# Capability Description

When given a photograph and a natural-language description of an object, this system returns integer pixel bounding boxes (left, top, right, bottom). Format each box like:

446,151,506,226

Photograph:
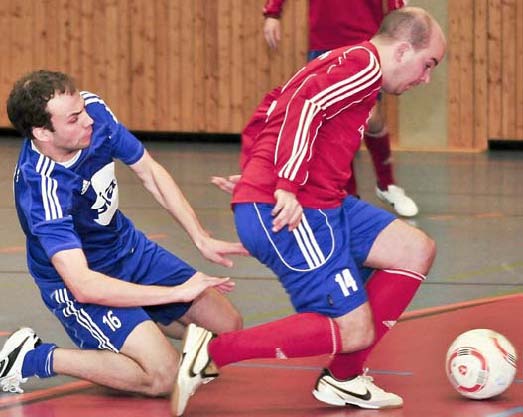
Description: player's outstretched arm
130,151,248,267
51,249,234,306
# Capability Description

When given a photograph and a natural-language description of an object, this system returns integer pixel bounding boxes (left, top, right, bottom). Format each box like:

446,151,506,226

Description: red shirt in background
263,0,406,51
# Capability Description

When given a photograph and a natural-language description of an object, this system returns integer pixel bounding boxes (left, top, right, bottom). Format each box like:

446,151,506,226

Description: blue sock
21,343,57,378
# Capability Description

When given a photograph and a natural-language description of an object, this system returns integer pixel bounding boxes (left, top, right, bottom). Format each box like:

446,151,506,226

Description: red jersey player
173,7,446,416
263,0,419,217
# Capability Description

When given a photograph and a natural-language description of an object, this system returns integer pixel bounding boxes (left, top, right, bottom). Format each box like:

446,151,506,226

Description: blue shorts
234,197,395,318
41,239,196,352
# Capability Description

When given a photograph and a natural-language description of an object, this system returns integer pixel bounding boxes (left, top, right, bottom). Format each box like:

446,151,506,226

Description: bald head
376,7,444,51
371,7,446,96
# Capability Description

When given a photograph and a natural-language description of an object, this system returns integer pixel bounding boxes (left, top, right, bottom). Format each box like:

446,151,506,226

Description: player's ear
32,126,52,142
394,41,414,63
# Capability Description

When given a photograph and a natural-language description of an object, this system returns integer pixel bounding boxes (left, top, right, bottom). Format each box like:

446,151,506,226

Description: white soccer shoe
376,185,419,217
172,324,218,416
0,327,41,394
312,368,403,409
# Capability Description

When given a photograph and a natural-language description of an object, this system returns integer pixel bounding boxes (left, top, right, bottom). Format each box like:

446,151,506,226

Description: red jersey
233,42,381,209
263,0,406,51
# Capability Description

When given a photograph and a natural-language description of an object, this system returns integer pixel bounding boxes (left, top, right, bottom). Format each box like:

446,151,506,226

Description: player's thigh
138,242,196,327
46,286,151,352
365,219,436,273
119,320,179,375
343,196,396,268
234,203,367,318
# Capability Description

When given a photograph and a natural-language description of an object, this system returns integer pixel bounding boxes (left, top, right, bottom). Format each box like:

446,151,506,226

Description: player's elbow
65,275,100,304
68,285,93,304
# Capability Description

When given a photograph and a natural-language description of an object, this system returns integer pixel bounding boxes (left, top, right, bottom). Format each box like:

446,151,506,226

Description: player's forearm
52,248,192,306
70,270,190,306
142,157,209,244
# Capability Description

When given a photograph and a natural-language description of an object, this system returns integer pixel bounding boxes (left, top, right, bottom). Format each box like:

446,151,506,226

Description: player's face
45,91,94,160
385,28,446,95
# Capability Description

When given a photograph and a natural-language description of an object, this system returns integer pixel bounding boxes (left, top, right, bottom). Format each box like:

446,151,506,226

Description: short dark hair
377,7,433,50
6,70,77,139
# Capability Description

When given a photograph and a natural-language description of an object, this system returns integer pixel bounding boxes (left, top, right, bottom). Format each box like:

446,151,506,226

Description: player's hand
176,272,235,302
271,189,303,232
211,174,241,195
263,17,281,49
196,236,249,267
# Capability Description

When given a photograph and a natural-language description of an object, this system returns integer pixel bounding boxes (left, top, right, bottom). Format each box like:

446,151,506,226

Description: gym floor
0,137,522,416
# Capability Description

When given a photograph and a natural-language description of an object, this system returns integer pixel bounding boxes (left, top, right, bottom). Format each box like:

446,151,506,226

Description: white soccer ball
446,328,518,399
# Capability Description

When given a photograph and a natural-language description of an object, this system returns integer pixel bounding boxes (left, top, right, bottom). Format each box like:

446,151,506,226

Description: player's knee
222,309,243,332
338,318,375,352
417,233,436,271
143,365,177,396
408,232,437,274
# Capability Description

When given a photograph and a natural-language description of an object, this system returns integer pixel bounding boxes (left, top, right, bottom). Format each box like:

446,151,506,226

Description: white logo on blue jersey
90,162,119,226
81,180,90,195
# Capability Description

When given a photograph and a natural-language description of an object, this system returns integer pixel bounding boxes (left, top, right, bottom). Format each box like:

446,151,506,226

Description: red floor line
0,246,25,254
401,292,523,321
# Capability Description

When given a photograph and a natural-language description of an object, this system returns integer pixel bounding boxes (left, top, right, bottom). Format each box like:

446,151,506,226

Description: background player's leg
365,100,418,217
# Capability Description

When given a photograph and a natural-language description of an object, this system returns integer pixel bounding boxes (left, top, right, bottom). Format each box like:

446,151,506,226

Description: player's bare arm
51,248,234,306
130,151,248,267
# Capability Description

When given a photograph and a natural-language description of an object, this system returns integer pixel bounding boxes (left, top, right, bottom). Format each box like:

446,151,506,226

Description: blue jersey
14,91,146,289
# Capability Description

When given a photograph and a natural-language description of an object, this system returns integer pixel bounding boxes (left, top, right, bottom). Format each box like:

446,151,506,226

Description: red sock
328,269,425,379
208,312,342,368
364,132,394,190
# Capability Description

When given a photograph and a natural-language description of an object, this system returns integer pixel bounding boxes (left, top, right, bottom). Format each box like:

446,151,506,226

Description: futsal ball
445,328,518,399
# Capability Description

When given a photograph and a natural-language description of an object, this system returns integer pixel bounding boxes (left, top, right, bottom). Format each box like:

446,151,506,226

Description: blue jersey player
0,70,247,396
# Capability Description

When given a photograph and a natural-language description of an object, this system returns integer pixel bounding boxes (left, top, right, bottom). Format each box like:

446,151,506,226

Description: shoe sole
171,325,193,417
171,324,213,416
312,389,403,410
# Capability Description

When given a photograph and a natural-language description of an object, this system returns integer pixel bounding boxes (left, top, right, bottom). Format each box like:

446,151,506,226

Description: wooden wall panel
517,0,523,138
448,0,482,149
500,0,516,139
167,1,182,130
1,1,520,148
487,0,502,142
449,0,523,149
473,0,488,149
0,0,308,134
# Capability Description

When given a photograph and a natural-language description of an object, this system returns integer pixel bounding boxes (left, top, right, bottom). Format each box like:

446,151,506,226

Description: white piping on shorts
253,203,335,272
54,288,118,352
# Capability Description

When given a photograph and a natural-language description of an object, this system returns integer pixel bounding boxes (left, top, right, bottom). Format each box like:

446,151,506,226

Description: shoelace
358,369,386,394
1,373,27,394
